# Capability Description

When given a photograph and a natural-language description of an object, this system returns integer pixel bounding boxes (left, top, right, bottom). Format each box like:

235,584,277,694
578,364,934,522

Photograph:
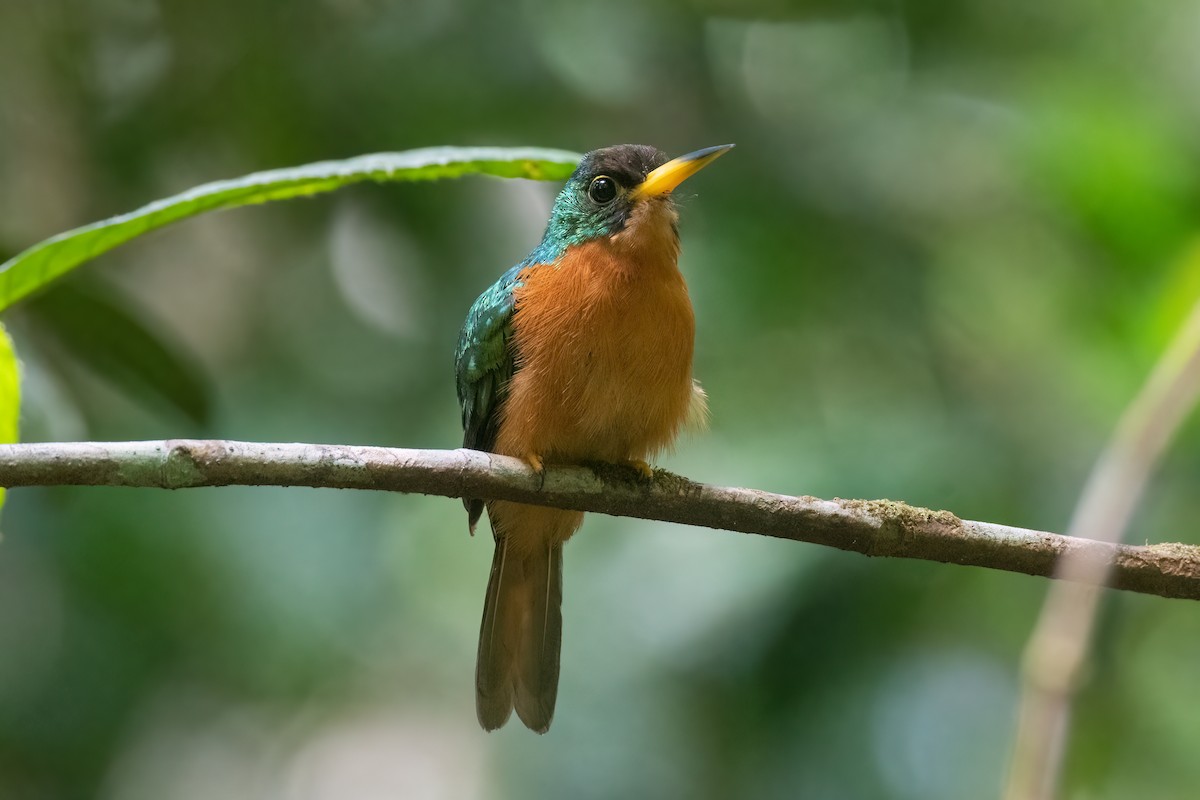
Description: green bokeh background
3,1,1200,798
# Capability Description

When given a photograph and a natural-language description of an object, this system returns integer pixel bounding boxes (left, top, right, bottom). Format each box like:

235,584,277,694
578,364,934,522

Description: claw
625,459,654,480
526,453,546,490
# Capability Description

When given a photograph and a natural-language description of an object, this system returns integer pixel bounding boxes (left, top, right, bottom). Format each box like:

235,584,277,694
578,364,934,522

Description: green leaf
0,146,582,312
0,322,19,515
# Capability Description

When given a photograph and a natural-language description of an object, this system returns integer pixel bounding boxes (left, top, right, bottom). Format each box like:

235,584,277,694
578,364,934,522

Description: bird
455,143,733,733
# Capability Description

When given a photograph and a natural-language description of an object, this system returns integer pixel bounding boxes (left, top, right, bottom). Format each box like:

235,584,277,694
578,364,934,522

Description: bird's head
531,143,733,263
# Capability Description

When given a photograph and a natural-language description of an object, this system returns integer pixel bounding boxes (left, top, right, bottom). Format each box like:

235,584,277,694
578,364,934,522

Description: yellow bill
632,143,735,199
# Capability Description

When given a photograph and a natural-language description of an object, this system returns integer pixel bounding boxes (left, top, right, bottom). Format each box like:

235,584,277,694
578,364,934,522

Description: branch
2,439,1198,601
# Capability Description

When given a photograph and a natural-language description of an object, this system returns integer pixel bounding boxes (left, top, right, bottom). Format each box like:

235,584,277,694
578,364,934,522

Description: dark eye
588,175,617,204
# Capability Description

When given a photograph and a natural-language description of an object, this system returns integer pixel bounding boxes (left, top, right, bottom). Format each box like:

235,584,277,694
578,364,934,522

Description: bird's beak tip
633,143,735,199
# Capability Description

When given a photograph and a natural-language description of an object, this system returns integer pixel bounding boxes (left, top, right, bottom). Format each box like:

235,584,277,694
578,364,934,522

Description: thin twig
0,440,1198,600
1004,294,1200,800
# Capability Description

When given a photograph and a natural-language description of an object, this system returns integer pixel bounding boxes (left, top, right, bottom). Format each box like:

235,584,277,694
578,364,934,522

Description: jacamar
455,143,733,733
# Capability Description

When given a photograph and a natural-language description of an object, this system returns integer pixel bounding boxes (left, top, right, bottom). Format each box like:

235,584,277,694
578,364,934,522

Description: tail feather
514,542,562,732
476,536,563,733
476,537,518,730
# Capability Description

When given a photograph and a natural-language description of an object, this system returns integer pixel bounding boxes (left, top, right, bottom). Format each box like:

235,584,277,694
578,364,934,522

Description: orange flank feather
501,200,698,464
491,199,702,555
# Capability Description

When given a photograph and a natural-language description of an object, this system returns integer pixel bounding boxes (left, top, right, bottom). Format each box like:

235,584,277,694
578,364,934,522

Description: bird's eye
588,176,617,204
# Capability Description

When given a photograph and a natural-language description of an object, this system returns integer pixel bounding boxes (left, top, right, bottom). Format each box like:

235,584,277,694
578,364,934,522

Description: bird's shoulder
455,264,525,382
457,261,543,461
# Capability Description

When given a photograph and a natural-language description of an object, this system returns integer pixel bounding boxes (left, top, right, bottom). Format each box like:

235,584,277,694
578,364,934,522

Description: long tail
476,535,563,733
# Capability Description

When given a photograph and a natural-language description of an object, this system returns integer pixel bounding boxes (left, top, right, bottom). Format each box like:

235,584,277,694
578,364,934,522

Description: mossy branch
1,439,1198,601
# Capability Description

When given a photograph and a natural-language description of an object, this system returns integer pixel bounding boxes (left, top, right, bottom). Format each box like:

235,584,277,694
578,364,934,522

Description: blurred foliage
1,0,1200,799
2,147,578,427
24,276,212,426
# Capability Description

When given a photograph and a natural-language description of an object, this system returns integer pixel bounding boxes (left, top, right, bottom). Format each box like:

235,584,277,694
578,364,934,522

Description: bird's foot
525,453,546,490
623,459,655,481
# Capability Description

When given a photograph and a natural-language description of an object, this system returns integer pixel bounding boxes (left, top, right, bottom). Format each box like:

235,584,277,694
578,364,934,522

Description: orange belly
496,239,696,464
488,234,698,553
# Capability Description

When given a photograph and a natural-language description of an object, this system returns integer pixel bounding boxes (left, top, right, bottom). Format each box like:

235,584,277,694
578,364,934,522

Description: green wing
455,265,522,529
